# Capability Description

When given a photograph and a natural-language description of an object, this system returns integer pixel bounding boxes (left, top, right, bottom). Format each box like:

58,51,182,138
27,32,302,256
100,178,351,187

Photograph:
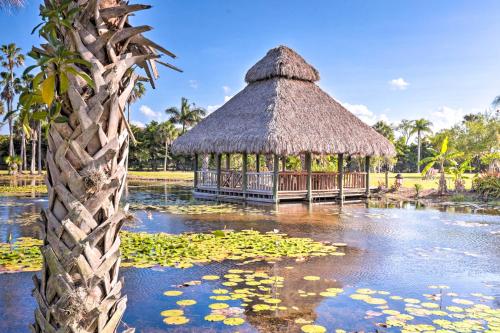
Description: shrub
472,174,500,200
414,183,423,198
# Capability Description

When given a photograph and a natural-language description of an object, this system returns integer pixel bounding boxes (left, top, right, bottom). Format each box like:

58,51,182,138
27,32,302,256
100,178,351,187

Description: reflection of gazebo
172,46,395,204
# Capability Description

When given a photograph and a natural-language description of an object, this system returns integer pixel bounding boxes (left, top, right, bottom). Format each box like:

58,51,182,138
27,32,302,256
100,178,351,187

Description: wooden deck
194,170,370,203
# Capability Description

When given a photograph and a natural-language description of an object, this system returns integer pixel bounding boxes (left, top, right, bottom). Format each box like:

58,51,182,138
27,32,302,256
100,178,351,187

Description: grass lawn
128,171,193,181
370,172,474,191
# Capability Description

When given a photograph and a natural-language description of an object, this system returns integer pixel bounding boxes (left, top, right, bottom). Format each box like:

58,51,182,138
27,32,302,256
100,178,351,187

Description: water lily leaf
209,303,229,310
223,317,245,326
163,316,189,325
204,314,226,322
176,299,197,306
303,276,320,281
301,324,327,333
160,309,184,317
163,290,183,297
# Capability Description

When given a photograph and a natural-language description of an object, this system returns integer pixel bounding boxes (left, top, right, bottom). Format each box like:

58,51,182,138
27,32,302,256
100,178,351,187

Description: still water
0,182,499,332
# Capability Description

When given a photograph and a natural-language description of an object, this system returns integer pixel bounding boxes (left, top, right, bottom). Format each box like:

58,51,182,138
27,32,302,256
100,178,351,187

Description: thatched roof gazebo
172,45,395,204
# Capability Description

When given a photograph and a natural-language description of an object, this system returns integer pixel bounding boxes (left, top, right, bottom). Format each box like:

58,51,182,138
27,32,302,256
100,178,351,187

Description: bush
472,174,500,200
414,183,423,198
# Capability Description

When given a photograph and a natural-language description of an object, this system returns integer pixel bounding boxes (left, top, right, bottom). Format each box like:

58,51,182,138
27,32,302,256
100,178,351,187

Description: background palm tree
411,118,433,172
492,95,500,109
127,81,146,122
0,43,25,158
397,119,414,145
158,121,178,171
166,97,206,134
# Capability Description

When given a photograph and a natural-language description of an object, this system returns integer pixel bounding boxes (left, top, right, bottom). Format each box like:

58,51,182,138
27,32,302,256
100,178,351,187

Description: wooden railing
344,172,366,189
312,172,338,190
196,170,367,192
196,170,217,187
278,172,308,191
221,170,243,189
279,172,367,192
247,172,273,192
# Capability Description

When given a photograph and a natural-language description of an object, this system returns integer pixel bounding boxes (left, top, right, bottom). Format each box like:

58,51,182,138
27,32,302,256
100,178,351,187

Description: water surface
0,182,498,332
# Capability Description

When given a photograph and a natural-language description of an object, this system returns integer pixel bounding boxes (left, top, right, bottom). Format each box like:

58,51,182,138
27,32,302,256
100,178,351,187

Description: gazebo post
242,152,248,198
338,153,344,206
216,154,222,193
225,153,231,170
273,154,280,203
256,154,260,189
282,156,286,172
306,152,312,202
193,153,198,189
365,156,371,196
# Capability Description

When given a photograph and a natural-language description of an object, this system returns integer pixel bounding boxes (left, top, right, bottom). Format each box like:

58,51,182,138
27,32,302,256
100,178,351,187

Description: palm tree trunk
21,130,27,173
8,113,14,157
163,140,168,172
31,138,36,175
31,1,171,332
37,122,42,175
438,161,447,195
417,130,421,173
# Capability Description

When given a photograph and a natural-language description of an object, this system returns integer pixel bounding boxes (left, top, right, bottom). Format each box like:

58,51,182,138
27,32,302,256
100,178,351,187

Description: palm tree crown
166,97,206,134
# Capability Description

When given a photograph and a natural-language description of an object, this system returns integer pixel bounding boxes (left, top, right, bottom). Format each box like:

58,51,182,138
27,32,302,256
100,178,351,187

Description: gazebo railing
247,171,273,192
221,170,243,189
344,172,367,189
196,170,367,192
197,170,218,187
279,172,367,192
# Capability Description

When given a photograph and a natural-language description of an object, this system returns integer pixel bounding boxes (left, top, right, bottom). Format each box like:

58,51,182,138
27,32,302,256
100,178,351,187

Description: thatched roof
172,45,396,157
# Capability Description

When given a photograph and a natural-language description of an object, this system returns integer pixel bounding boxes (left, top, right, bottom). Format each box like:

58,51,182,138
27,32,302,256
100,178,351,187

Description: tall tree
165,97,206,134
397,119,414,145
158,121,178,171
372,121,395,142
17,1,179,332
127,81,146,122
0,43,25,158
411,118,433,172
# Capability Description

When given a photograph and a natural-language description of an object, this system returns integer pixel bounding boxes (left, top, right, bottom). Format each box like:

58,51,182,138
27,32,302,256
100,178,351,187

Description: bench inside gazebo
172,46,395,204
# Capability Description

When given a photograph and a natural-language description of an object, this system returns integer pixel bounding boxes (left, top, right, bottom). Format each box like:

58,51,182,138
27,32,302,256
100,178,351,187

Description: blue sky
1,0,499,134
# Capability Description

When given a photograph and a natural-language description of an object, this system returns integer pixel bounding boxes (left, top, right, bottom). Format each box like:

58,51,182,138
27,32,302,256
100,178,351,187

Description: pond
0,182,499,332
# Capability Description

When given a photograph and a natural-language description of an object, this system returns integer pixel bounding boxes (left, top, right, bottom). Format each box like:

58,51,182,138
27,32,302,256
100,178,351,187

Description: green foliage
0,229,341,272
166,97,206,134
373,121,395,142
414,183,423,198
472,174,500,200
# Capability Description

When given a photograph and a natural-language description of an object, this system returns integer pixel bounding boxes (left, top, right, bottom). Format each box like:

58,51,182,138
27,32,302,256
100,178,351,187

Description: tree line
1,43,498,176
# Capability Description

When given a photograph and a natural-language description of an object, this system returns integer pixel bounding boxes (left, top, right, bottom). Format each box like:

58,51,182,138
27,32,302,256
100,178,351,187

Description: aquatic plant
0,230,341,273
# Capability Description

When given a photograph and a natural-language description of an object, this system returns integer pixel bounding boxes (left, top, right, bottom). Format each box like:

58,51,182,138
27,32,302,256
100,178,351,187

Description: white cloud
130,120,145,128
431,106,465,131
140,105,161,119
343,103,376,124
342,102,391,126
207,104,221,113
207,95,234,113
189,80,198,89
389,78,409,90
223,85,231,94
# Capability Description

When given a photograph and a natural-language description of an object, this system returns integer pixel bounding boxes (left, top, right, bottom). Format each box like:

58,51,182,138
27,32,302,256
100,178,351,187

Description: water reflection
0,182,498,332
